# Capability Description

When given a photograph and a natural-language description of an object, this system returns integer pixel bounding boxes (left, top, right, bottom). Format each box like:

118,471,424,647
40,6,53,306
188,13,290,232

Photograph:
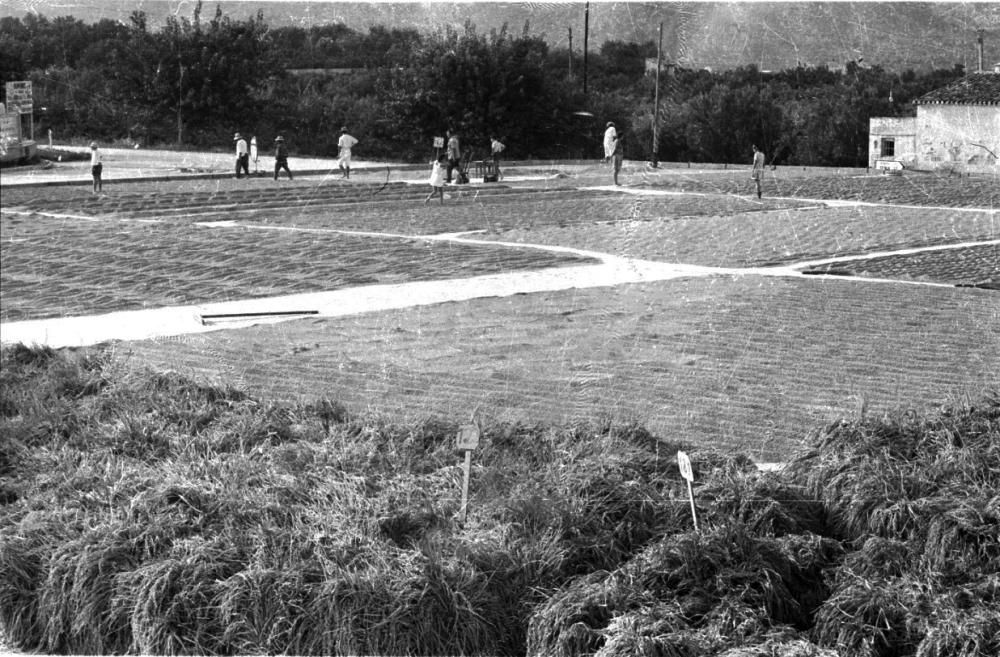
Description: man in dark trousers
274,136,292,180
612,131,624,185
445,129,461,183
234,132,250,179
751,144,765,199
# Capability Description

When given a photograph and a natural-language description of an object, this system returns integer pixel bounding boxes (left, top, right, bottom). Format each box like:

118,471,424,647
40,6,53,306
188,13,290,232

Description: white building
869,117,917,170
869,72,1000,175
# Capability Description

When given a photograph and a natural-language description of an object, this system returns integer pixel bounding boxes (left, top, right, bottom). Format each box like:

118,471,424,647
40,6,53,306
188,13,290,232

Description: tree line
0,3,965,166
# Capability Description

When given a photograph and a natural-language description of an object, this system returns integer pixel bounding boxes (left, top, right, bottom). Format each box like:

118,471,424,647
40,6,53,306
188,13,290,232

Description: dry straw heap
0,344,997,656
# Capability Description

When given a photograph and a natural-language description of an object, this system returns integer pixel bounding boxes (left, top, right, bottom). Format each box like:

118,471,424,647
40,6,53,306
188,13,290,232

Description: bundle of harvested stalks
3,345,997,657
527,522,841,656
798,394,1000,657
698,462,827,536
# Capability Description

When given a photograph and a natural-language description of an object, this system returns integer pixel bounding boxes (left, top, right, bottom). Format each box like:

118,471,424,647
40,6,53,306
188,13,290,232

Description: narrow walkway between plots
581,185,999,215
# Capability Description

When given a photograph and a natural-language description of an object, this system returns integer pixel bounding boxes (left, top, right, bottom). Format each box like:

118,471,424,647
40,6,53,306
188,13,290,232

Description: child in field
425,155,446,203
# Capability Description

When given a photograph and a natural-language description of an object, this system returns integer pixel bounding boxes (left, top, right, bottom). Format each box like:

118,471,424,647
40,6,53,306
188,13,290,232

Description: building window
881,138,895,157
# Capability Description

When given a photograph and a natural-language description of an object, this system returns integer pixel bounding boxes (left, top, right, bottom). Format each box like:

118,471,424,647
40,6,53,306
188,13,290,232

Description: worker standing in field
274,135,292,180
603,121,618,162
751,144,765,199
234,132,250,179
89,141,103,193
445,129,461,183
490,135,505,181
337,127,358,179
611,131,624,186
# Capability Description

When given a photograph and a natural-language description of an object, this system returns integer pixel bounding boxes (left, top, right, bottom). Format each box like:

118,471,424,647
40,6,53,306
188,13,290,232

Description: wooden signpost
677,450,699,532
456,423,480,523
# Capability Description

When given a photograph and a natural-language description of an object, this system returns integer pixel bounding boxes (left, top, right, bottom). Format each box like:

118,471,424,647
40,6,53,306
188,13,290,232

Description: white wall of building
868,116,917,169
915,104,1000,174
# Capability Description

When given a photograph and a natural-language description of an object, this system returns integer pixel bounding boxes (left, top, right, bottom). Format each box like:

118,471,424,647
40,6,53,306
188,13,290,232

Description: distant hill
3,1,999,73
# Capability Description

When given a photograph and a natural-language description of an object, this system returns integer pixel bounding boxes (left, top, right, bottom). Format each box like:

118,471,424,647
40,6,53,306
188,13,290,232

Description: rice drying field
1,161,999,655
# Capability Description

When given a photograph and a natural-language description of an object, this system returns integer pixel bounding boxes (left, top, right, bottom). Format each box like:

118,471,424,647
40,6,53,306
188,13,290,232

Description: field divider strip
1,207,101,222
587,185,998,214
789,239,1000,269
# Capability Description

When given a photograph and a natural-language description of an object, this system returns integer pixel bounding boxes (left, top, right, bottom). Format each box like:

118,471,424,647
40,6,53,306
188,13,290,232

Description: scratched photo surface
2,2,1000,656
2,0,998,461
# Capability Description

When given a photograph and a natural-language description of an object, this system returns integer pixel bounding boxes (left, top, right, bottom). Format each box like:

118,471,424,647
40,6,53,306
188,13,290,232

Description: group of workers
603,121,767,196
425,130,506,202
232,127,357,181
86,123,768,198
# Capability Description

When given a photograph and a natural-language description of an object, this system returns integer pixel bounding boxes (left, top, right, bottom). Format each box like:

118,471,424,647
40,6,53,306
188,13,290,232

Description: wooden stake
677,450,698,532
455,419,481,524
460,449,472,523
686,478,699,532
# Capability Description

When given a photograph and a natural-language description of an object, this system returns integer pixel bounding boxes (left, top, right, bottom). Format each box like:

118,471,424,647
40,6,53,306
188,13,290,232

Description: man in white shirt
603,122,617,161
337,127,358,179
234,132,249,178
490,135,505,181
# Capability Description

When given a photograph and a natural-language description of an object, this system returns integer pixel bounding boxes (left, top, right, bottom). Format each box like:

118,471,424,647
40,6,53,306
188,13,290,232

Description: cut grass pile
1,344,997,656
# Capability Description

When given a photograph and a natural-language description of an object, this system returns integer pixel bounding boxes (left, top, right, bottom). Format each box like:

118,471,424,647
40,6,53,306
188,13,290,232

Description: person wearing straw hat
234,132,250,179
274,135,293,180
89,141,103,193
337,126,358,179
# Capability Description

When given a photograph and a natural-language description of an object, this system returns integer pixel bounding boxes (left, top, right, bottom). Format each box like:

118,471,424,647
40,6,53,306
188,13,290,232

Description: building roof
915,73,1000,106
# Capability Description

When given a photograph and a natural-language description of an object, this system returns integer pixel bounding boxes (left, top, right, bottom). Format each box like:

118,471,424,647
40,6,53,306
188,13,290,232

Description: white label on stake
456,424,480,451
677,450,693,482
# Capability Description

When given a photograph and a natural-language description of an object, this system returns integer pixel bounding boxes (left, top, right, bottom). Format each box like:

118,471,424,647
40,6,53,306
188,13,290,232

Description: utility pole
652,22,663,167
583,2,589,96
568,27,572,78
977,29,985,73
177,64,184,145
